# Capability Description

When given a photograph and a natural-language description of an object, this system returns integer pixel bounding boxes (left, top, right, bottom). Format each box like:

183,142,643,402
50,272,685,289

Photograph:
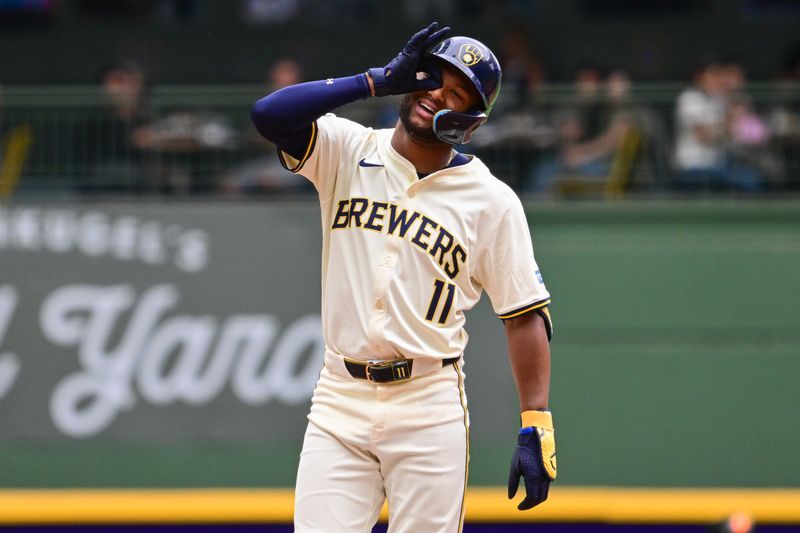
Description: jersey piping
497,297,551,320
278,121,318,173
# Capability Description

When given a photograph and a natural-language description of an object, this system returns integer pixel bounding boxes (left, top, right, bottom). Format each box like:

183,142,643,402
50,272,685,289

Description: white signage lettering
0,285,21,401
37,284,322,438
0,207,209,273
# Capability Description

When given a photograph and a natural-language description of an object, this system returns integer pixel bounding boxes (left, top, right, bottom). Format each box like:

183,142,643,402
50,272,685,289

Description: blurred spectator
87,59,243,194
719,58,783,185
73,60,155,193
728,95,769,145
523,64,639,195
768,43,800,189
267,58,302,90
725,92,783,186
672,58,762,192
100,62,150,130
498,27,548,111
673,59,726,178
719,57,746,98
604,69,672,191
466,30,552,188
219,58,312,195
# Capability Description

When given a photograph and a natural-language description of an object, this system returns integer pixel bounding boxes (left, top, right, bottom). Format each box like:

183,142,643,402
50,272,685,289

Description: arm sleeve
250,74,371,159
474,194,553,339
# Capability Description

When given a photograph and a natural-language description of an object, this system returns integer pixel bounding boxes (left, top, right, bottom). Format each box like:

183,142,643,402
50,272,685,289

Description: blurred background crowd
1,0,800,198
2,5,800,529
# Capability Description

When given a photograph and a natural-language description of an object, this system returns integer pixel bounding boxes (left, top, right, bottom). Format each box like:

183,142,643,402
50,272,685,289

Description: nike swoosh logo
358,158,384,168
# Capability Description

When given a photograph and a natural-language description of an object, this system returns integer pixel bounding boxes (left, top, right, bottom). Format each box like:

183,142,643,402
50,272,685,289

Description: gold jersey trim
497,298,550,320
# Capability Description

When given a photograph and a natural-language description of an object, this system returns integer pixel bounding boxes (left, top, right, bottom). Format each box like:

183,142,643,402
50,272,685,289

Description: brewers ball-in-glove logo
458,43,484,66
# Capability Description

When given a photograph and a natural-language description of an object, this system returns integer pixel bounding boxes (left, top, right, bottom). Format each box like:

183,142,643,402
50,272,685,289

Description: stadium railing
1,83,799,197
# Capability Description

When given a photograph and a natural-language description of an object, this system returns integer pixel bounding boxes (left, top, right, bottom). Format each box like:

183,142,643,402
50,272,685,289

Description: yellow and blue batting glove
507,409,557,510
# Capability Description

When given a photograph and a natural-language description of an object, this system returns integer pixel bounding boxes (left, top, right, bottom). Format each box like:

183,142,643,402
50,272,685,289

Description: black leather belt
344,357,460,383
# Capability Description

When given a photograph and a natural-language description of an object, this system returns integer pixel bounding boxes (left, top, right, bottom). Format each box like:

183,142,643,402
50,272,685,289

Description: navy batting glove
508,411,557,510
368,22,451,96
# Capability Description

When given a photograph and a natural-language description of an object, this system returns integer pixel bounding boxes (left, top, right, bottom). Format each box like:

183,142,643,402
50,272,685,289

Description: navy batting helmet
425,36,502,144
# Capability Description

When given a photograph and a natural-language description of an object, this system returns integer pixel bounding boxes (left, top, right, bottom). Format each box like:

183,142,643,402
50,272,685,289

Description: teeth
420,103,434,113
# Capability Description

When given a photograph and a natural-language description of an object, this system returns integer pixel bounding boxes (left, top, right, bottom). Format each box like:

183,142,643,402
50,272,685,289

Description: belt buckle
364,360,388,383
365,359,410,383
364,361,377,382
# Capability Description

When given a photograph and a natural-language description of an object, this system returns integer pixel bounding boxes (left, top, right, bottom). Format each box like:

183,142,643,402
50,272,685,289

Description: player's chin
402,118,440,144
409,112,433,130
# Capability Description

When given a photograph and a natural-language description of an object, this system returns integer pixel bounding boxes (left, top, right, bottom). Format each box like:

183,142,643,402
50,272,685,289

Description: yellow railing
1,487,799,524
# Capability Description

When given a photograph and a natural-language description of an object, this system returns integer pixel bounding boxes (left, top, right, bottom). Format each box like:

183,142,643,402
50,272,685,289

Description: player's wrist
367,67,392,97
520,409,553,430
365,70,376,97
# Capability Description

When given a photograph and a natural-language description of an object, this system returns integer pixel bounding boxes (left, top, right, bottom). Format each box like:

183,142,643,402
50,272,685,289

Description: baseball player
251,22,556,533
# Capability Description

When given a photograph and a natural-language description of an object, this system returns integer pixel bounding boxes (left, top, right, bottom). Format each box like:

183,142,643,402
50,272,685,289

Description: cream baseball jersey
280,114,551,362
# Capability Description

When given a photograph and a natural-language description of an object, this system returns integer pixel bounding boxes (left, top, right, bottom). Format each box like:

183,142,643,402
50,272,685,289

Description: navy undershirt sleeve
251,74,371,159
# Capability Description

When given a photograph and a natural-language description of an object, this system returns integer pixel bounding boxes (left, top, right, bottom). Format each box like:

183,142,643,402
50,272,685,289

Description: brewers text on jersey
331,197,468,280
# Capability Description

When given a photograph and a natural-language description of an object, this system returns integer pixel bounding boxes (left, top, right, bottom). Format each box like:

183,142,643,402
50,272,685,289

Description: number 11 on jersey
425,279,455,325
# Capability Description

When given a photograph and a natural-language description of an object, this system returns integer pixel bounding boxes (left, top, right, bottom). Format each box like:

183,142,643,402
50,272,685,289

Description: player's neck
391,125,454,175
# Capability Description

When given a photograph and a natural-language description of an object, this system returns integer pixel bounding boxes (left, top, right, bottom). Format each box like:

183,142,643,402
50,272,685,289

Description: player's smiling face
399,61,482,144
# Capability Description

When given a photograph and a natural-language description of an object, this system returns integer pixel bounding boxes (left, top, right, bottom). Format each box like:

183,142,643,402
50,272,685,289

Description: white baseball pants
294,360,469,533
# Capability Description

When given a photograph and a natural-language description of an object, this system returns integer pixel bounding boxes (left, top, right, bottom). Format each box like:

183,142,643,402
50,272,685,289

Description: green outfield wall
1,199,798,488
